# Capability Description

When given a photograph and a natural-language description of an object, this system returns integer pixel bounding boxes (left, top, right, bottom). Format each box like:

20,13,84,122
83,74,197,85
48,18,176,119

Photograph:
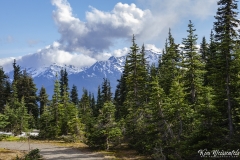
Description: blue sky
0,0,238,71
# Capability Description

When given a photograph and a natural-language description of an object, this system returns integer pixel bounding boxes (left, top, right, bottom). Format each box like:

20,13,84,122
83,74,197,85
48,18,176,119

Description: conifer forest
1,0,240,159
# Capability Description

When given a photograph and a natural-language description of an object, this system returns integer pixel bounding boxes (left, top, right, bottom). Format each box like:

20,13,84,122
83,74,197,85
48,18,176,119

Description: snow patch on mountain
3,50,161,96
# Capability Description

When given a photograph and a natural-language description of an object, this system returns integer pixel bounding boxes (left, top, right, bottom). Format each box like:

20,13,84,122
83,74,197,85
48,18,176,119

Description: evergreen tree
88,102,122,150
114,76,124,120
114,58,129,120
95,79,112,117
10,82,20,109
4,81,12,105
143,76,168,158
38,86,49,116
101,78,112,103
231,42,240,144
122,35,150,153
79,88,95,144
67,107,84,141
125,35,141,107
165,75,189,159
200,36,208,62
185,87,225,158
50,76,61,137
213,0,240,139
181,20,204,105
70,85,79,105
4,98,29,135
205,30,217,86
0,67,8,112
17,70,39,121
17,97,29,133
38,105,53,139
60,68,69,97
79,88,93,123
125,35,148,108
95,86,102,117
158,29,180,95
4,104,15,132
0,113,9,129
13,59,21,83
59,85,72,135
89,92,96,112
139,44,150,103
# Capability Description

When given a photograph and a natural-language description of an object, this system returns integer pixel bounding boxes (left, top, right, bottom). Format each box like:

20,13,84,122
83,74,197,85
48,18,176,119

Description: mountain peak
4,49,161,96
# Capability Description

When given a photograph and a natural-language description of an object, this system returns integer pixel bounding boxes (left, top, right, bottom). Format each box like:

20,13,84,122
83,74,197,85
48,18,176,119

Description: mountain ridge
4,50,161,97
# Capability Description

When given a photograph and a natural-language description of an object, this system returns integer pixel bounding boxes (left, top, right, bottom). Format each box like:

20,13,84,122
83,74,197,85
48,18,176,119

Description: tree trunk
226,72,233,138
225,49,233,138
106,136,109,150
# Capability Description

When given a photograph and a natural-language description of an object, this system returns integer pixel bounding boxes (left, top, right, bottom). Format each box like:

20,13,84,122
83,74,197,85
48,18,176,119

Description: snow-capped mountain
25,63,84,79
5,50,161,97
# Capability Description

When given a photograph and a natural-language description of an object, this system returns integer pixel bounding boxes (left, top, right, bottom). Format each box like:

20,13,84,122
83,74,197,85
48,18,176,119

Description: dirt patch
0,141,104,160
0,140,150,159
0,148,26,160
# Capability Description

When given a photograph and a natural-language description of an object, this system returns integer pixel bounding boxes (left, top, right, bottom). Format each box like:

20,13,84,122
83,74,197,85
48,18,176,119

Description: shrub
15,149,42,160
0,134,9,141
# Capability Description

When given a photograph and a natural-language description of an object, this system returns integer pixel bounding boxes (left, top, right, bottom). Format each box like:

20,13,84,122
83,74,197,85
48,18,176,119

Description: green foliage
38,106,52,139
16,70,39,122
181,20,205,105
67,113,85,142
158,29,180,95
38,78,61,139
0,113,9,129
87,102,122,150
114,58,128,120
0,134,10,141
95,79,112,117
60,68,69,97
212,0,240,140
39,77,84,140
4,98,29,135
70,84,79,105
16,149,42,160
125,35,148,109
38,86,48,116
1,2,240,158
0,66,9,113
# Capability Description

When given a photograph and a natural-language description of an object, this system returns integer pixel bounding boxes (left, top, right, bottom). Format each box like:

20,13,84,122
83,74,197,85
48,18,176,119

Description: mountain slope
5,50,161,97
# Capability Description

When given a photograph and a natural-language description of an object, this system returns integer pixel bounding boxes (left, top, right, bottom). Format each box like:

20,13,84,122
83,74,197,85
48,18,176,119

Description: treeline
1,0,240,159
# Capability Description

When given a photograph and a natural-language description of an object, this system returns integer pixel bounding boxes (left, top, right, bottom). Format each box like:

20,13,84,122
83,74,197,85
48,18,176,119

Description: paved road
0,141,105,160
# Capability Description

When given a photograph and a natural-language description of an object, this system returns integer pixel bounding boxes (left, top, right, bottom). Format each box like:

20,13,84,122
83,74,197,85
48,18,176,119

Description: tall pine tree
181,20,204,105
213,0,240,139
38,86,49,116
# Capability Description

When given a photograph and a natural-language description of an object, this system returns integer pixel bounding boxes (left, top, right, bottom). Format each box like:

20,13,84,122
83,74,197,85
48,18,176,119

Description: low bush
15,148,42,160
0,134,9,141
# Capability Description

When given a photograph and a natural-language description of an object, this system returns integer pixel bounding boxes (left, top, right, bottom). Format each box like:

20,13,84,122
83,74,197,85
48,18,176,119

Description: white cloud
94,52,112,61
1,0,219,72
51,0,152,52
0,57,16,72
51,0,218,53
0,42,96,72
112,47,129,57
145,44,161,53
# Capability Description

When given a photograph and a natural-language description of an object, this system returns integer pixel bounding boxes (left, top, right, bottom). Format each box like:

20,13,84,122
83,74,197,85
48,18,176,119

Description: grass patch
3,136,27,142
98,147,151,160
0,148,25,160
